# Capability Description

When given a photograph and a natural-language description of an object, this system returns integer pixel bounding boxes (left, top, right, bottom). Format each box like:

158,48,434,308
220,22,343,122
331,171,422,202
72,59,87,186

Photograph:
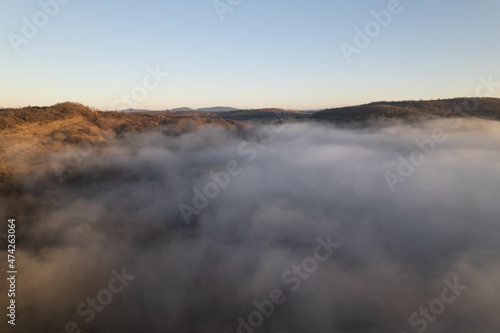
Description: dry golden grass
0,103,239,184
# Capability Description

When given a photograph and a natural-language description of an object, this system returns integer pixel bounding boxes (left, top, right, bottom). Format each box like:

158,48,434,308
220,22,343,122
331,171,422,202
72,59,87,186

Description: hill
0,102,237,182
119,108,169,113
170,107,194,112
214,108,308,121
311,98,500,122
165,106,241,112
196,106,239,112
2,98,499,183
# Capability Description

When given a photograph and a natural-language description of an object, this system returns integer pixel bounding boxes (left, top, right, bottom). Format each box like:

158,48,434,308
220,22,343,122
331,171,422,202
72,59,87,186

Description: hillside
311,98,500,122
0,103,308,183
167,106,240,112
2,98,499,184
0,103,237,183
196,106,240,112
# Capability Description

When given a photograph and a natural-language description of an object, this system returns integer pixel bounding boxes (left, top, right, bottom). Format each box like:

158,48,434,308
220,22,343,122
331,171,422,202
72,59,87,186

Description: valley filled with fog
2,119,500,333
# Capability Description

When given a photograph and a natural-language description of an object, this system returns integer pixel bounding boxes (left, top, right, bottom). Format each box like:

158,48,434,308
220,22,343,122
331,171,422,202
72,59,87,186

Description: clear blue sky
1,0,499,110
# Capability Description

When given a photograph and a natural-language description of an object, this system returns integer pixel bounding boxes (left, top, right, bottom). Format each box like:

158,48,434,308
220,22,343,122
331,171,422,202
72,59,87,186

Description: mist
2,118,500,333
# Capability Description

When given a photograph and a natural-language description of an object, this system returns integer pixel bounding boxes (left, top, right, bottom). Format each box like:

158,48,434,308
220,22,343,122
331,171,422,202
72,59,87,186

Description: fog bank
2,118,500,333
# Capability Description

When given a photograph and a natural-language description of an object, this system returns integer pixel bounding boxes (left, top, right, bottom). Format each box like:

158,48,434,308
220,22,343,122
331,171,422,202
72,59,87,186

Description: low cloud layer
2,119,500,333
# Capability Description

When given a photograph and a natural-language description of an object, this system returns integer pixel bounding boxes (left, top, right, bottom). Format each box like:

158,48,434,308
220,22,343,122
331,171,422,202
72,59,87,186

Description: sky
0,0,499,110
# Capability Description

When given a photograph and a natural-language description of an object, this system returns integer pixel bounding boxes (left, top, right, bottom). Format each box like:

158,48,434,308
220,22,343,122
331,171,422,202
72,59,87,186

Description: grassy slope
1,98,499,184
311,98,500,122
0,103,238,185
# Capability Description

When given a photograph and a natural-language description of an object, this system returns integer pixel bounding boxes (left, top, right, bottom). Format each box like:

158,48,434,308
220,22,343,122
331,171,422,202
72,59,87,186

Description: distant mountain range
117,98,500,122
119,108,169,113
120,106,240,113
179,106,240,112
